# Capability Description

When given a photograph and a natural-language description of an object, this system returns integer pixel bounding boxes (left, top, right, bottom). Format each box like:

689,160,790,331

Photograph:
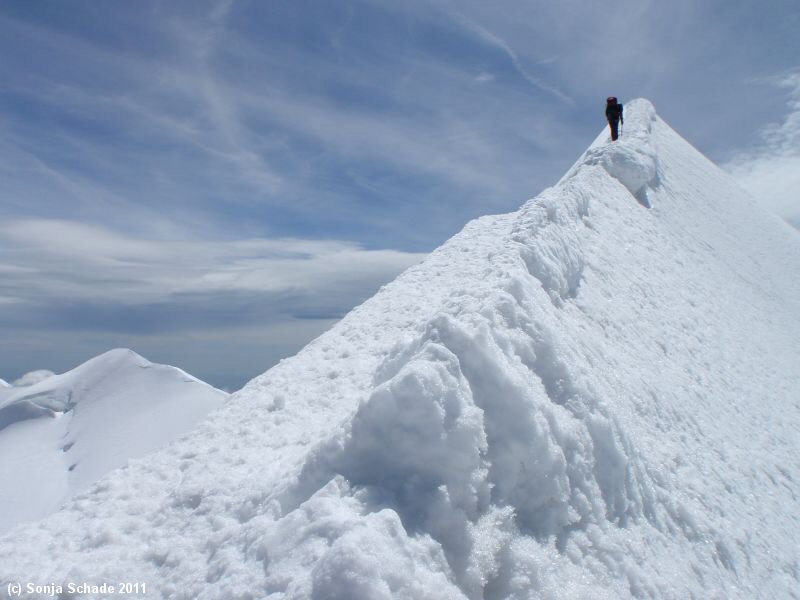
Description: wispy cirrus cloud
0,1,576,247
443,10,573,104
724,72,800,228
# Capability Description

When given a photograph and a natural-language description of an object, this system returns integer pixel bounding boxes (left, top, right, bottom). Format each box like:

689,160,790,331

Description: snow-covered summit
0,348,227,534
1,100,799,599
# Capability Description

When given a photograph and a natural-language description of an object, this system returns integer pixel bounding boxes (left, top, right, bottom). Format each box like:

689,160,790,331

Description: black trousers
609,119,620,141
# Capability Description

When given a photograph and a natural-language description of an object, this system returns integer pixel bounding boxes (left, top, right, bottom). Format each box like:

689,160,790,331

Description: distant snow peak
0,348,227,534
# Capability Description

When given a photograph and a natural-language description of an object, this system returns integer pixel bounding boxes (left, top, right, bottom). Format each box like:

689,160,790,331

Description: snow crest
565,99,660,207
274,135,674,596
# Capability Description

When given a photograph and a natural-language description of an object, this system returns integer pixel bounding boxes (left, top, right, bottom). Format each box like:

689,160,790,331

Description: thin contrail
451,12,574,105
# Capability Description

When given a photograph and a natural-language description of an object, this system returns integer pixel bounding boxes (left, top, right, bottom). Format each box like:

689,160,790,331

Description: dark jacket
606,102,624,123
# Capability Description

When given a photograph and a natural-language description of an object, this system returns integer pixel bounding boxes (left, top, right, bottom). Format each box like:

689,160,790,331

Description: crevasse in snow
0,99,798,599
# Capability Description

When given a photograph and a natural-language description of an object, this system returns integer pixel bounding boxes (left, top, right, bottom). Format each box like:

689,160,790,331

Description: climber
606,97,624,141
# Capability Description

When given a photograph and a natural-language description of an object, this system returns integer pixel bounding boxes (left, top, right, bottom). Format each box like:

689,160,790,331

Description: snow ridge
563,99,659,207
1,100,799,599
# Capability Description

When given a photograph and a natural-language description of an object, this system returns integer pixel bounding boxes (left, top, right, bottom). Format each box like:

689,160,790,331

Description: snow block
564,98,660,207
588,142,658,206
258,477,467,600
512,185,588,305
342,337,488,516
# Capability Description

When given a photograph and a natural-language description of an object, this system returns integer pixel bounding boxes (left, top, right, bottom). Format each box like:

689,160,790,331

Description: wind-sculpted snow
565,100,659,207
1,100,799,599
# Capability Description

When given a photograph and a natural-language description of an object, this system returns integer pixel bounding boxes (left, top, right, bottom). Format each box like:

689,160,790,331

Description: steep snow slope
0,349,227,534
1,100,799,599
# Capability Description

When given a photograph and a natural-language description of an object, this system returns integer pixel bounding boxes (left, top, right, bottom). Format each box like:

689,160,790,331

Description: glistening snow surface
0,349,227,535
1,100,799,599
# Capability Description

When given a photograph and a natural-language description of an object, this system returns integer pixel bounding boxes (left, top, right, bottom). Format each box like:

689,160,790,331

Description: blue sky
1,0,798,389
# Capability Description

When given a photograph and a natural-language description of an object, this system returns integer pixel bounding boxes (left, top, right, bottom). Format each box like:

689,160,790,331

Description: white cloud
725,72,800,228
0,219,426,306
